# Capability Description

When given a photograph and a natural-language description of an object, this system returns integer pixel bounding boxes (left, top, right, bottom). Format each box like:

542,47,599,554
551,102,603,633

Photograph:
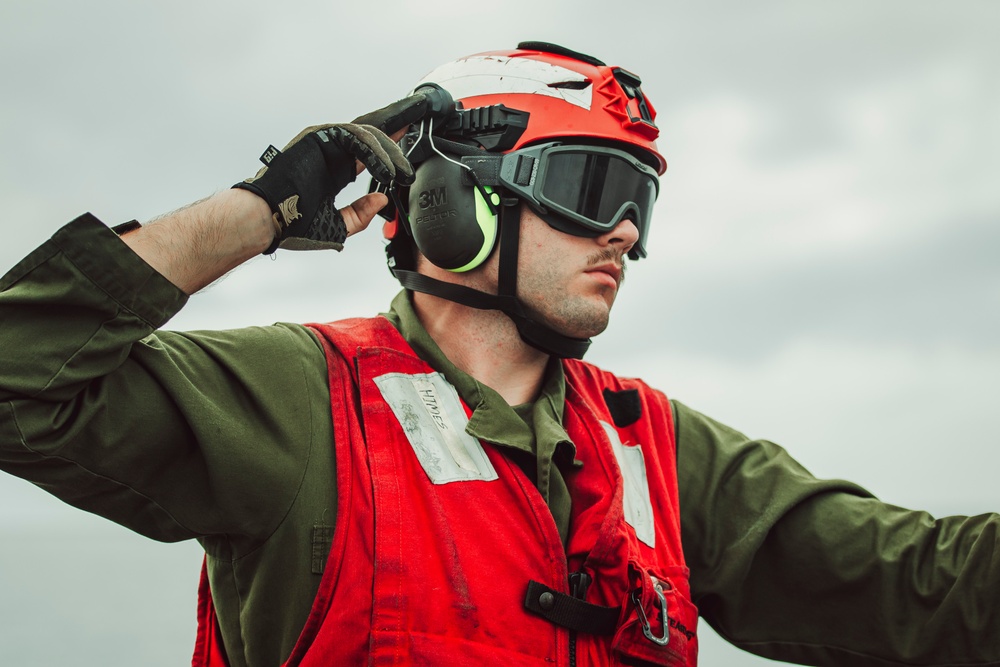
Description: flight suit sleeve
674,399,1000,666
0,214,331,555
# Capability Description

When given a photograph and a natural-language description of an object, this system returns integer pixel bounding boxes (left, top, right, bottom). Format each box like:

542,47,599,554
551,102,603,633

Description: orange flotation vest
193,317,697,666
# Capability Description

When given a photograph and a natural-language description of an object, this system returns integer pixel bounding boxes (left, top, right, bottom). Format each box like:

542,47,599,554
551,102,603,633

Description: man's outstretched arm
676,400,1000,665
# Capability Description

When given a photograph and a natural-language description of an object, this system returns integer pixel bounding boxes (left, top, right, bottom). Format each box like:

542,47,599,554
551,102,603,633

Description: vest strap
523,580,621,636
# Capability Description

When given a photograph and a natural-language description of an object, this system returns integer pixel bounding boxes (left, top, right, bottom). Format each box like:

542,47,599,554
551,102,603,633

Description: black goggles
466,142,660,260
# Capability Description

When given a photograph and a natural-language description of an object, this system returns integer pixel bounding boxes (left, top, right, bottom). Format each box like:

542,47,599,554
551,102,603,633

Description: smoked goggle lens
500,143,660,259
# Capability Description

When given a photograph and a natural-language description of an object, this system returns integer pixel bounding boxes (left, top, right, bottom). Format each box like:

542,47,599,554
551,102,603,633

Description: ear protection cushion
408,155,498,272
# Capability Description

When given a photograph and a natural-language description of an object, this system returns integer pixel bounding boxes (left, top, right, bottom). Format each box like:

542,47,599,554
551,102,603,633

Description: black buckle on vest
523,579,621,636
568,571,591,599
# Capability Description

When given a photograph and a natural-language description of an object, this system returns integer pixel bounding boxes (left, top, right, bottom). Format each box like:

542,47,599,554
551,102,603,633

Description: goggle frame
493,141,660,259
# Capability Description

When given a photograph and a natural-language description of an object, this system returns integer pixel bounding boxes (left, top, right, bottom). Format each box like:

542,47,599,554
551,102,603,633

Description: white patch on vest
600,421,655,548
374,372,498,484
415,55,593,110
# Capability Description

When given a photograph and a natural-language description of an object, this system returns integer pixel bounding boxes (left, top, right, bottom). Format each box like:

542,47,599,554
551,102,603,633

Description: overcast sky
1,1,998,665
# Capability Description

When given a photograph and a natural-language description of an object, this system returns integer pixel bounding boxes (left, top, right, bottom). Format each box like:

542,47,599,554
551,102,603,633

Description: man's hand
236,123,413,254
235,92,433,254
120,96,432,294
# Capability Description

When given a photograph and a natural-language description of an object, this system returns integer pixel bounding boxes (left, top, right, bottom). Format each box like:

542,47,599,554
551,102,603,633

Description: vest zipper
567,571,590,667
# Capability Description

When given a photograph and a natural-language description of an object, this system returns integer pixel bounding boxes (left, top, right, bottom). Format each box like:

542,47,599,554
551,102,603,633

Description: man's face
514,206,639,339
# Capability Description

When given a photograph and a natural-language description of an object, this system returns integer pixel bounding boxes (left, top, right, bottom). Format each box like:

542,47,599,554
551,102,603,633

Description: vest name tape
600,421,655,548
374,372,499,484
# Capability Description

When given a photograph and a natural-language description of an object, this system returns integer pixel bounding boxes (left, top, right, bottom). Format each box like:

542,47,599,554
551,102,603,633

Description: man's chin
524,307,611,341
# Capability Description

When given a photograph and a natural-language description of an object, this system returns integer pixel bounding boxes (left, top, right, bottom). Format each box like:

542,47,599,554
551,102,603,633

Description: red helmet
412,42,666,174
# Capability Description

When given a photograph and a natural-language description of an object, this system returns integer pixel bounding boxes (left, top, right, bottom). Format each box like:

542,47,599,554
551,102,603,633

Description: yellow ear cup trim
450,186,498,273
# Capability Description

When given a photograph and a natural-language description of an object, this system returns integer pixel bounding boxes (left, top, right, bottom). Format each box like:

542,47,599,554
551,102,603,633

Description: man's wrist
223,187,277,255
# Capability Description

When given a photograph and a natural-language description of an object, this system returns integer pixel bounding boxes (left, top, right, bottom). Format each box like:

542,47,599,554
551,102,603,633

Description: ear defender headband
407,154,501,272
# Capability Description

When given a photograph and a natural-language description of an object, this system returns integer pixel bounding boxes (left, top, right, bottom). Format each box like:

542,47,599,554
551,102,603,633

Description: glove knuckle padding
335,123,398,186
282,125,325,150
355,122,414,185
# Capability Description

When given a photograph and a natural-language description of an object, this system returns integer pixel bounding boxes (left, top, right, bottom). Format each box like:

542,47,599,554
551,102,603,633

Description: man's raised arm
0,100,427,541
120,119,417,295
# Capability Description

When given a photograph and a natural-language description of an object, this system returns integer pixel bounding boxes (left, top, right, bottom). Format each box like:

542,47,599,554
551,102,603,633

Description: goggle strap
460,154,504,187
457,153,536,190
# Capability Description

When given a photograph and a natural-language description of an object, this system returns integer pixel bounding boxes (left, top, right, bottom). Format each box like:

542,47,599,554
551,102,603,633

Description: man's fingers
341,192,389,238
338,123,396,185
353,126,410,175
355,123,414,185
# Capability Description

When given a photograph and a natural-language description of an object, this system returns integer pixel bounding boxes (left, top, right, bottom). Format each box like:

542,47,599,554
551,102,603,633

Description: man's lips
585,263,622,287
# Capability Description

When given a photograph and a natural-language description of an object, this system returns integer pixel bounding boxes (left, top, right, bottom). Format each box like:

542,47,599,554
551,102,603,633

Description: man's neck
412,291,550,406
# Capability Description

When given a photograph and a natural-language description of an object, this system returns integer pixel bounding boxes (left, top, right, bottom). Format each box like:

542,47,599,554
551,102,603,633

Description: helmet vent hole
515,41,606,67
547,79,591,90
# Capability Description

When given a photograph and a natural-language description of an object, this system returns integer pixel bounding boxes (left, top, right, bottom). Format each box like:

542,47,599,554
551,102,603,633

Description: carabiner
630,581,670,646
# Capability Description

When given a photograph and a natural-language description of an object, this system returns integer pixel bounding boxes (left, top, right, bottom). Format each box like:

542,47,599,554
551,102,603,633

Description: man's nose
597,217,639,251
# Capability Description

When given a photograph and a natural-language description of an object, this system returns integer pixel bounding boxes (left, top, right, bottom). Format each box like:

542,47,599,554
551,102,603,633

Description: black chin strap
391,201,592,360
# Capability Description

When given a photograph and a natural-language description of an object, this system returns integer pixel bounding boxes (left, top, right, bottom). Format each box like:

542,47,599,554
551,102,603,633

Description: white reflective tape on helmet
415,55,593,110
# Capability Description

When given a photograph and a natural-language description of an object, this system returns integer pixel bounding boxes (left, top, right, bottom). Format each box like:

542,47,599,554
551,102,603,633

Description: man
1,43,998,667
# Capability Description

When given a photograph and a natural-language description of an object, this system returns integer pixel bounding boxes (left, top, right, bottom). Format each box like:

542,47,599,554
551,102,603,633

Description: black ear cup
407,155,499,272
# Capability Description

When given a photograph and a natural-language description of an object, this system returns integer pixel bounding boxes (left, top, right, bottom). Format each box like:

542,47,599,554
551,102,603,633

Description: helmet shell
413,44,667,174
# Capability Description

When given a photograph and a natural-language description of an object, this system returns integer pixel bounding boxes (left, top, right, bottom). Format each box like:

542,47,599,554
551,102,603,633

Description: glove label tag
260,144,281,165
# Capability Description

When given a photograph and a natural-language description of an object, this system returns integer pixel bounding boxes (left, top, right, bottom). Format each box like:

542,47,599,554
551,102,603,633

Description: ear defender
407,155,499,272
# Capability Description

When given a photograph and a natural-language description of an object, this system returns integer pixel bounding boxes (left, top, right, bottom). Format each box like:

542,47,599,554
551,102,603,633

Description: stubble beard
519,248,628,340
